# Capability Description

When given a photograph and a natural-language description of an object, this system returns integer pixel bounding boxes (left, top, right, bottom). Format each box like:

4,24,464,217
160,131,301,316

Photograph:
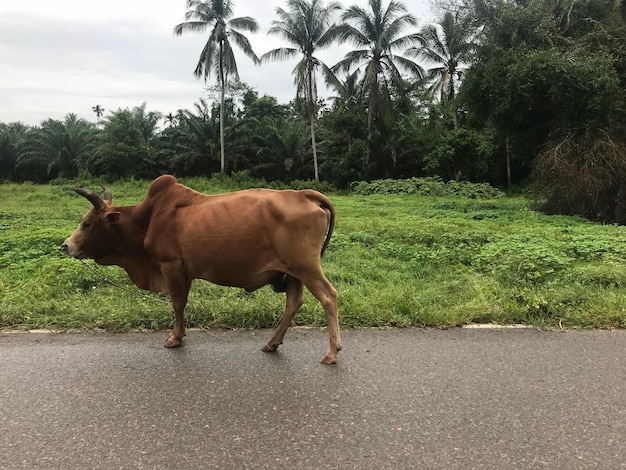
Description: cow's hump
148,174,177,198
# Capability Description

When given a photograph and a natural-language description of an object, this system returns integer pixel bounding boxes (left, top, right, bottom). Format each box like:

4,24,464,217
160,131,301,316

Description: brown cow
61,174,341,364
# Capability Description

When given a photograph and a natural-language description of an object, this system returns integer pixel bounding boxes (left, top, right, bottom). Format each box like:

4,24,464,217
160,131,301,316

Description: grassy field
1,178,626,332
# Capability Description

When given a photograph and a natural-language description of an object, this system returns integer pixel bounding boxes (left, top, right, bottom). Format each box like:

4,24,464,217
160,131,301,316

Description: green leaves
351,177,505,198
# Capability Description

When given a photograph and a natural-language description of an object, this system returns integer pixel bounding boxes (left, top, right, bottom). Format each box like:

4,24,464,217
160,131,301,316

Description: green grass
1,179,626,332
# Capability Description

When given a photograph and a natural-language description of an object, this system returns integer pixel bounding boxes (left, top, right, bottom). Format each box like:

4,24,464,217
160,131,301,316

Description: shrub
352,177,505,198
532,132,626,224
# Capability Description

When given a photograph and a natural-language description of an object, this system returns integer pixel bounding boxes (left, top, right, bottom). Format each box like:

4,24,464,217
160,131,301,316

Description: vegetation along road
1,177,625,332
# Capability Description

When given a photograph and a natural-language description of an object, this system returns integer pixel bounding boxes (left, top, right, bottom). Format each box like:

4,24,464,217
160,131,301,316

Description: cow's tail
319,196,335,258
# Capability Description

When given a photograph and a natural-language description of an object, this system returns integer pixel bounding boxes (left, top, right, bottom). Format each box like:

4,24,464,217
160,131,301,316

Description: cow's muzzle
61,239,72,256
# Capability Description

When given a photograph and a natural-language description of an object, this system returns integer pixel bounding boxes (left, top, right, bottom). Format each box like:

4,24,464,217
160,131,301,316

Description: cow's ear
106,211,121,225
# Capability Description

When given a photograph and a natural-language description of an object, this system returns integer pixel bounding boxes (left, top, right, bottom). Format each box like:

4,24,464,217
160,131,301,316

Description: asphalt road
1,328,625,469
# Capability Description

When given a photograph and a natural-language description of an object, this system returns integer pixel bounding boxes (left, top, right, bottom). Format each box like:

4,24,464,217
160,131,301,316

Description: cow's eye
82,221,92,230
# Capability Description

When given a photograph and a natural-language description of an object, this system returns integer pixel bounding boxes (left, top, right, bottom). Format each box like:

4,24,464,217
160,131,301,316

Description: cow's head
61,186,121,261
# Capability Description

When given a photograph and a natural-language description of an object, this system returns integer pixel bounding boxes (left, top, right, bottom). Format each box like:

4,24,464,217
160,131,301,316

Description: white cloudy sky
0,0,434,126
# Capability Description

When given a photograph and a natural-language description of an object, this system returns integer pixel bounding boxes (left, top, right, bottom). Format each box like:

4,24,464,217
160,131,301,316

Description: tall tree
409,11,476,128
461,0,626,174
92,104,105,124
262,0,342,181
174,0,260,174
334,0,424,177
164,113,178,128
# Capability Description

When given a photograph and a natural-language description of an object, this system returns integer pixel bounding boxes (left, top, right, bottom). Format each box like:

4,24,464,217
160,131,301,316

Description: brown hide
62,175,341,364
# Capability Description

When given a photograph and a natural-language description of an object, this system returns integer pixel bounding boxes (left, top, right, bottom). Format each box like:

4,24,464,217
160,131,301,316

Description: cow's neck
96,203,165,292
112,204,149,256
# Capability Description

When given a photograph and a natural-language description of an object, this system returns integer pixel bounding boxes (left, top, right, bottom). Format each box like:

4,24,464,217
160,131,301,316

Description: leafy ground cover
1,178,625,332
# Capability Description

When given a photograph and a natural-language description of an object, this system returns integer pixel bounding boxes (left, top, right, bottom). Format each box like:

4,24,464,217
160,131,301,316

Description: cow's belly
199,269,281,292
179,234,284,291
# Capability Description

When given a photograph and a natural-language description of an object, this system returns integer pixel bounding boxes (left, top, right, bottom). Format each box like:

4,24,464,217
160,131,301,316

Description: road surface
1,328,625,469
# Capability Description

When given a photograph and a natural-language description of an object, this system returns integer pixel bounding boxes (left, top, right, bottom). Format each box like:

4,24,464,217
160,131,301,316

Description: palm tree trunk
306,69,319,181
304,69,319,181
220,83,225,174
310,115,319,181
219,42,226,174
365,95,374,179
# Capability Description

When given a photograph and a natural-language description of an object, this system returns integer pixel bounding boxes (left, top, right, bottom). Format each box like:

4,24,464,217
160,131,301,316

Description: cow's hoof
164,336,183,348
261,342,279,353
320,354,337,365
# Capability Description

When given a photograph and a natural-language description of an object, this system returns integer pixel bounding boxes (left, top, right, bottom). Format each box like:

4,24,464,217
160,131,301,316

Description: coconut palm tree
174,0,260,174
408,10,476,128
334,0,424,176
92,105,105,124
262,0,342,181
164,112,178,128
326,69,362,112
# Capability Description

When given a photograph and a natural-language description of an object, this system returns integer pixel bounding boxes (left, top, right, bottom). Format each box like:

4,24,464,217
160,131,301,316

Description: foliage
262,0,343,180
333,0,424,177
1,0,626,230
532,132,626,224
460,0,626,185
90,107,163,180
352,176,505,198
423,127,494,181
16,115,97,182
0,122,28,182
162,100,221,176
173,0,260,174
408,10,477,127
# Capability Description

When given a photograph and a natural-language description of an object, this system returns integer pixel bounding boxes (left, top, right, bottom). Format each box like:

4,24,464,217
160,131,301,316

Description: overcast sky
0,0,434,126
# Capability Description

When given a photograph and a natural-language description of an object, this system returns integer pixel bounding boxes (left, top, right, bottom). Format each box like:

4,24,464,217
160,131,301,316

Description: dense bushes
532,133,626,224
351,177,505,199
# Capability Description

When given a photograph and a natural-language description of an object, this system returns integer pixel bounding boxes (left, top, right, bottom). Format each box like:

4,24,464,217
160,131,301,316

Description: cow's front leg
163,267,191,348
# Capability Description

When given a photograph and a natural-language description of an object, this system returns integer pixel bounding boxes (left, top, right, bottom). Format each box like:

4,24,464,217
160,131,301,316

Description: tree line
1,0,625,222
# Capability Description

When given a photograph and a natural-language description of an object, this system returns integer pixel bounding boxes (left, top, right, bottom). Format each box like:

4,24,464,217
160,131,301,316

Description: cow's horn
102,185,112,204
74,188,106,212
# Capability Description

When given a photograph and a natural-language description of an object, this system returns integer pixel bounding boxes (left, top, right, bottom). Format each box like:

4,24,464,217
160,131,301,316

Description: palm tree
132,103,162,144
171,99,221,176
262,0,342,181
0,122,28,180
19,114,97,179
253,117,313,181
164,112,178,128
92,104,105,124
334,0,424,176
174,0,260,174
327,69,363,112
408,11,476,128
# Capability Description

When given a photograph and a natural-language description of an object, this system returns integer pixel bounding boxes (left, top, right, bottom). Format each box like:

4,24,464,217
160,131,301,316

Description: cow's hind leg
163,267,191,348
302,272,341,365
262,275,304,353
